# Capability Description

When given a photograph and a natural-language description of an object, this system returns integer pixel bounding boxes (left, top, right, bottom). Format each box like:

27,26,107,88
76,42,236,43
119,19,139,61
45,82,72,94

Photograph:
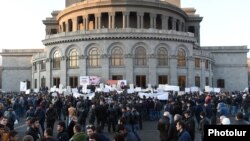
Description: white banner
118,80,127,89
205,86,210,92
129,84,134,90
185,88,191,93
213,88,221,93
138,92,169,100
164,85,180,91
80,76,90,85
190,86,199,92
20,81,27,91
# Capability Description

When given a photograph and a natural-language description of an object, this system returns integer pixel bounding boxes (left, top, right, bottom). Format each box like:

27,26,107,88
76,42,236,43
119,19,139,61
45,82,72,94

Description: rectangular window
135,58,147,66
195,58,200,68
188,26,195,33
217,79,225,88
41,60,46,70
112,75,123,80
205,77,209,86
195,76,200,87
41,77,46,88
34,79,37,89
158,75,168,84
53,77,60,88
69,76,78,88
53,58,60,69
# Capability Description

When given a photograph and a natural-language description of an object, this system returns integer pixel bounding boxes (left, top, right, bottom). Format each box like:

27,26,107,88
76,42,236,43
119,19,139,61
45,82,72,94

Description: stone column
126,13,129,28
60,56,67,87
148,54,157,86
162,15,168,30
45,58,52,88
95,16,98,30
137,13,140,28
112,13,115,29
123,12,129,29
85,15,89,30
34,63,40,89
181,22,185,32
153,15,156,28
101,54,110,81
201,59,205,89
187,57,195,87
79,55,87,76
83,17,86,30
172,18,176,30
109,12,115,29
73,17,78,31
125,54,134,84
140,14,144,28
150,13,156,28
169,55,177,85
177,20,181,31
123,12,126,29
98,14,101,29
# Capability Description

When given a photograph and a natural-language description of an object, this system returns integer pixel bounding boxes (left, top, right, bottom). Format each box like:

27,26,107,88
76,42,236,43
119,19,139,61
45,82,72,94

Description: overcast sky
0,0,249,55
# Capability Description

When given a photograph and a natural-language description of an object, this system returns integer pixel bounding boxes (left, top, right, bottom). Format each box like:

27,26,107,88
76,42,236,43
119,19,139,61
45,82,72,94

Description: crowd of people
157,91,250,141
0,89,249,141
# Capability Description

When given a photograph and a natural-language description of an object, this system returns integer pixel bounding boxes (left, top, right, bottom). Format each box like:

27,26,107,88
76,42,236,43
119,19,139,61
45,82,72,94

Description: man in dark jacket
176,120,192,141
167,114,182,141
233,112,250,125
183,110,195,141
199,112,210,141
34,105,45,134
26,117,41,141
44,128,57,141
46,103,57,134
57,121,69,141
157,111,170,141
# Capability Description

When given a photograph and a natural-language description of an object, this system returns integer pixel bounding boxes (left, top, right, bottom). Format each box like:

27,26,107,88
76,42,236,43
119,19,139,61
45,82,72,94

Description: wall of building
0,49,44,92
203,46,249,91
1,56,32,92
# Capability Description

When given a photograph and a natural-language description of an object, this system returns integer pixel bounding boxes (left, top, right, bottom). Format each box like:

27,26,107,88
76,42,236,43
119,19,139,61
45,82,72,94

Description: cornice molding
43,29,196,45
2,67,31,70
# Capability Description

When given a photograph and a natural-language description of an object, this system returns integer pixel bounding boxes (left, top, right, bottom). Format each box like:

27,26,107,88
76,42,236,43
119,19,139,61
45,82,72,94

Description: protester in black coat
157,112,170,141
57,121,69,141
26,117,41,141
167,114,182,141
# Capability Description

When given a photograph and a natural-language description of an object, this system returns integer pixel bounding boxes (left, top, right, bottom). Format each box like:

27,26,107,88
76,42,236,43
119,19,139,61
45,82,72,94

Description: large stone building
0,49,44,92
0,0,249,92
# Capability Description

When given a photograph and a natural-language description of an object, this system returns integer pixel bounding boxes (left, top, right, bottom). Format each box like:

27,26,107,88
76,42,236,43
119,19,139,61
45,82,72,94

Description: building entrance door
178,75,186,91
136,75,146,88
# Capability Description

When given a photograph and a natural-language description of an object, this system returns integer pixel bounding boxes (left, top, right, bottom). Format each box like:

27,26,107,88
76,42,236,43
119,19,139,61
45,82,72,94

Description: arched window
157,47,168,66
135,47,147,66
69,49,79,68
53,50,61,69
88,48,100,67
177,48,186,66
111,47,123,66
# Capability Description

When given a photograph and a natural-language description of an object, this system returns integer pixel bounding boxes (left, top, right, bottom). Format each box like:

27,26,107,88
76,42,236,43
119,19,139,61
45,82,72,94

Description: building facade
0,49,44,92
0,0,248,92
